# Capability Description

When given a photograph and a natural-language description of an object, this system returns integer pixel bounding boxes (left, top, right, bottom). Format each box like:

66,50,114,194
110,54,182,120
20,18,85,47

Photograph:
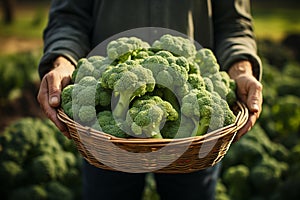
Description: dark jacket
39,0,262,80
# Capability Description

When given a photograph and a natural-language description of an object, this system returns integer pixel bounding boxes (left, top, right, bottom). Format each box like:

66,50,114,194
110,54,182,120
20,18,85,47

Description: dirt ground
0,37,45,132
0,36,43,55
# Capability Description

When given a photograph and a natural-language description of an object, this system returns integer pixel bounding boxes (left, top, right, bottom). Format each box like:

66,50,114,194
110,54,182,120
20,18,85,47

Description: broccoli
101,62,155,120
187,73,206,90
155,50,174,58
209,72,237,106
134,49,155,60
125,95,178,138
77,75,98,87
141,55,189,97
187,59,201,75
92,110,129,138
203,77,214,92
195,48,220,77
217,93,236,126
45,181,74,200
77,105,97,125
87,55,106,63
223,165,251,200
209,73,229,100
9,185,48,200
0,118,81,199
250,155,288,193
73,86,95,108
61,85,75,118
72,58,95,83
161,115,197,139
95,81,112,109
60,35,238,141
152,34,196,58
72,56,113,83
181,88,235,136
106,37,150,61
141,55,169,78
181,88,216,136
63,76,101,124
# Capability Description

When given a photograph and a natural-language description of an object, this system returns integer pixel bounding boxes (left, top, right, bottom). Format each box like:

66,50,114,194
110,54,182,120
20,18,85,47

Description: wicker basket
57,102,248,173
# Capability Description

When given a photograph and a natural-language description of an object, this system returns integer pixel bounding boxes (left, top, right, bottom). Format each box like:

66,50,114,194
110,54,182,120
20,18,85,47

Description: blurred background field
0,0,299,199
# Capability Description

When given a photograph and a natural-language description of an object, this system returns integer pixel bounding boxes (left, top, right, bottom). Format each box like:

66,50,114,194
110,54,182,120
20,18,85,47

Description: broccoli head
152,34,196,58
126,95,178,138
106,37,150,61
101,62,155,121
195,48,220,77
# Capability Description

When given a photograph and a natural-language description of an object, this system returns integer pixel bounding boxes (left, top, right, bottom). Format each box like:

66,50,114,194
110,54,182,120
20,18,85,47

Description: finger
247,82,263,114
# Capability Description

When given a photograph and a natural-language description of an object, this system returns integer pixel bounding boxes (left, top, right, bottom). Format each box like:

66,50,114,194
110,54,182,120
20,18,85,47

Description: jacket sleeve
212,0,262,80
38,0,95,78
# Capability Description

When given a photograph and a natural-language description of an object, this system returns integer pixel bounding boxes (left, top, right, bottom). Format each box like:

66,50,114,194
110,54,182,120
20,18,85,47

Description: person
37,0,263,199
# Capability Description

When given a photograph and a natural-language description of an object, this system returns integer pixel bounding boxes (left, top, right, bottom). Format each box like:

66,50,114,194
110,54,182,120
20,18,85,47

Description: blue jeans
82,160,221,200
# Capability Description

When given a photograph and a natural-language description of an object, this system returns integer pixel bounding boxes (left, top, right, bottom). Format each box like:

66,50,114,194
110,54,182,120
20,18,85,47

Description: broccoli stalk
101,62,155,121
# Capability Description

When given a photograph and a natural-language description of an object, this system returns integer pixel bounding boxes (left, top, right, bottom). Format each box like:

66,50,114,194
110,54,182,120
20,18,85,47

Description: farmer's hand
228,60,263,142
37,56,75,139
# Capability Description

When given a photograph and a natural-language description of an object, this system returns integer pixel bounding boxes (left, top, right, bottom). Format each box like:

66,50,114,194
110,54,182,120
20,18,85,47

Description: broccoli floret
92,110,129,138
126,95,178,138
152,34,196,58
77,75,98,87
141,55,189,96
250,156,288,193
195,48,220,77
155,50,174,58
203,77,214,92
181,88,213,136
223,165,251,200
187,73,206,90
107,37,150,61
210,71,237,105
134,49,154,60
95,82,112,109
175,56,190,72
161,115,197,139
188,59,201,75
181,88,234,136
0,161,23,187
101,62,155,120
72,58,95,83
217,93,236,126
87,55,106,63
45,181,74,200
10,185,47,200
61,84,75,117
77,105,97,125
210,73,229,100
29,155,57,182
141,55,169,78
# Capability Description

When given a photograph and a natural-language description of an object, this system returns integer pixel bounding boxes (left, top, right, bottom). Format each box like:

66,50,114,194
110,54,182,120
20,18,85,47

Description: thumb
47,75,62,107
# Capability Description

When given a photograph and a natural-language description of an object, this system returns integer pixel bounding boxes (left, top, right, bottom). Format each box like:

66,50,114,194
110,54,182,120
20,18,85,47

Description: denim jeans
82,160,221,200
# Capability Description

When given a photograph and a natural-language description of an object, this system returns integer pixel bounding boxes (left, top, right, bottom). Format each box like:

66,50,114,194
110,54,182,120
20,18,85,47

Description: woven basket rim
57,101,248,173
57,101,248,143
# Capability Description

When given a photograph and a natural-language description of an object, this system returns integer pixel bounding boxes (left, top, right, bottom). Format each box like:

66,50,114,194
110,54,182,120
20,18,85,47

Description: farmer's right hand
37,56,75,139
